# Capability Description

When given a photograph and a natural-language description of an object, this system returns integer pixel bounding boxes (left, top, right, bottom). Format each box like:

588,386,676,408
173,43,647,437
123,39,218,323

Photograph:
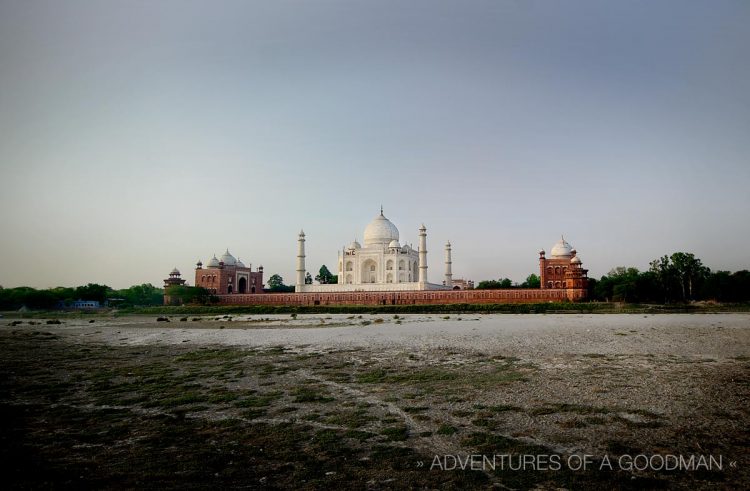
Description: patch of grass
207,392,239,404
234,392,283,408
146,392,209,408
489,404,522,413
403,406,429,413
242,408,267,418
528,403,612,416
325,409,375,428
291,386,335,403
381,425,409,441
436,424,458,435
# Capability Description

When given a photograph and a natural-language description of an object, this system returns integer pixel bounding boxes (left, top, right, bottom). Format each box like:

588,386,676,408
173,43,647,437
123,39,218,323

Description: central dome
363,211,399,247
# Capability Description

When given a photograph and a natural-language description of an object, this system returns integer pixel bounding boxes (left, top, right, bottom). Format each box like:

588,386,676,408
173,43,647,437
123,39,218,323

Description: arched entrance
362,259,377,283
227,284,233,294
238,277,247,293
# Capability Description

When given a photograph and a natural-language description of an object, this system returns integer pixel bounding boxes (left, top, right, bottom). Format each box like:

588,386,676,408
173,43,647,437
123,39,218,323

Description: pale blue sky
0,0,748,289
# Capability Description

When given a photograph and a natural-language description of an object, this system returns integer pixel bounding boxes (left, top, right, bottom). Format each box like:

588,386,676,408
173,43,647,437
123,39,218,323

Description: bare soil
1,313,748,489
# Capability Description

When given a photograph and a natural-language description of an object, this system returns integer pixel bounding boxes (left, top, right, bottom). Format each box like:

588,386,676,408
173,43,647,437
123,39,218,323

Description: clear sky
1,0,749,289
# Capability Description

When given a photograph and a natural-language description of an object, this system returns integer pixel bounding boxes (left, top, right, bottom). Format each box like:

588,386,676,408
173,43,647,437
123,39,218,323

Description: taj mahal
295,208,452,293
164,207,589,306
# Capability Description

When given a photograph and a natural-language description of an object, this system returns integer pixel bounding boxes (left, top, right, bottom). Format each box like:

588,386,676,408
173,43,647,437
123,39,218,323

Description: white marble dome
388,239,400,249
207,255,220,268
220,249,236,266
550,237,573,258
364,212,399,247
236,257,246,268
571,256,582,264
348,240,362,250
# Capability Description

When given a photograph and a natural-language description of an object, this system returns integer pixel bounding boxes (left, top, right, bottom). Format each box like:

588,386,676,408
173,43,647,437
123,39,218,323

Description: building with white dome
538,236,589,290
194,249,264,294
295,209,452,292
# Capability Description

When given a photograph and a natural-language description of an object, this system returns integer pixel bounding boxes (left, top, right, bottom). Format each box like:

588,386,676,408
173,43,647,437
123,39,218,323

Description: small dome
236,257,246,268
402,244,410,253
170,267,180,275
550,237,573,258
364,210,399,247
388,239,400,249
571,256,582,264
207,255,220,268
348,240,361,250
220,249,236,266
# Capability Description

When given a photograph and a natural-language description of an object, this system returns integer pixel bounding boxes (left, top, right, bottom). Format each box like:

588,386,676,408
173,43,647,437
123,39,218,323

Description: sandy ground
51,313,749,358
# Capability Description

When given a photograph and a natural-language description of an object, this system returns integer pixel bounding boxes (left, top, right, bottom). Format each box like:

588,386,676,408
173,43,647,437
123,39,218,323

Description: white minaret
444,241,453,288
418,224,428,284
296,230,306,292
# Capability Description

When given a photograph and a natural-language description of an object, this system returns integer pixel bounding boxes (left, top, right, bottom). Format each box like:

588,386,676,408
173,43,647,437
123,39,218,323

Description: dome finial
380,204,384,216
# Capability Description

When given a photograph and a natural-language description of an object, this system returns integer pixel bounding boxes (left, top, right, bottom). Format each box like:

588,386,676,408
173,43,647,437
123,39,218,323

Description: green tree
267,274,295,293
315,265,335,284
521,274,541,288
267,274,285,290
476,278,513,289
649,255,676,303
670,252,709,301
164,285,213,305
116,283,163,306
74,283,112,303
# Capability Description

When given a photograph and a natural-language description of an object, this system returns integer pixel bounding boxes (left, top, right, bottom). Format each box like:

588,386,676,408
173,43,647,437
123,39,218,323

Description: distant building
195,250,264,294
296,209,450,293
163,268,186,288
446,278,474,290
539,237,589,290
71,300,100,309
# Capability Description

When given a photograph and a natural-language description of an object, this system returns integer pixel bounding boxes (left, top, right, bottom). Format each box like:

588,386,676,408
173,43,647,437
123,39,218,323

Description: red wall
213,288,587,306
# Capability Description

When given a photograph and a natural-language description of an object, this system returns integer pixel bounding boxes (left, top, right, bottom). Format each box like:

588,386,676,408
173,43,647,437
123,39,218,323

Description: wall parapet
213,288,587,306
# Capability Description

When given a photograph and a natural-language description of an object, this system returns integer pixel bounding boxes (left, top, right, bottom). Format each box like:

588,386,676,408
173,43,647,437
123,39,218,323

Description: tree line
476,274,541,290
0,283,165,310
588,252,750,303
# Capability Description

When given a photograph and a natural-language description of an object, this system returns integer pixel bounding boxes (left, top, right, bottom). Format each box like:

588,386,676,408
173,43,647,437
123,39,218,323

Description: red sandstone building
194,250,264,295
539,237,589,290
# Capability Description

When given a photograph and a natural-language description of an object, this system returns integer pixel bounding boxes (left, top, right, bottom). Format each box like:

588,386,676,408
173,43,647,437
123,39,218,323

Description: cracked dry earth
1,314,748,490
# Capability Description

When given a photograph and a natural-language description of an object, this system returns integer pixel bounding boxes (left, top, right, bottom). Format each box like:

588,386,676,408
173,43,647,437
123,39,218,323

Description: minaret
444,241,452,288
296,230,306,292
418,224,428,284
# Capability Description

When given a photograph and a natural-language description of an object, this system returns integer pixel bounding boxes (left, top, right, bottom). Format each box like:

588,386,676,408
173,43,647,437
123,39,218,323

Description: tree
115,283,163,306
267,274,295,293
521,274,541,288
649,255,676,303
74,283,112,303
267,274,285,290
315,265,335,284
669,252,709,301
164,285,213,305
304,272,313,284
475,278,513,289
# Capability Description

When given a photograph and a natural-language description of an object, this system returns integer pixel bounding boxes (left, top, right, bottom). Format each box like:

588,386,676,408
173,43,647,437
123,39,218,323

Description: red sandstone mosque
163,211,588,305
192,250,264,295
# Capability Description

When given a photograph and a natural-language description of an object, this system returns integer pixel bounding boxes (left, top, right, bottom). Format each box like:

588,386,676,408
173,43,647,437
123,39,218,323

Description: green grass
381,425,409,441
